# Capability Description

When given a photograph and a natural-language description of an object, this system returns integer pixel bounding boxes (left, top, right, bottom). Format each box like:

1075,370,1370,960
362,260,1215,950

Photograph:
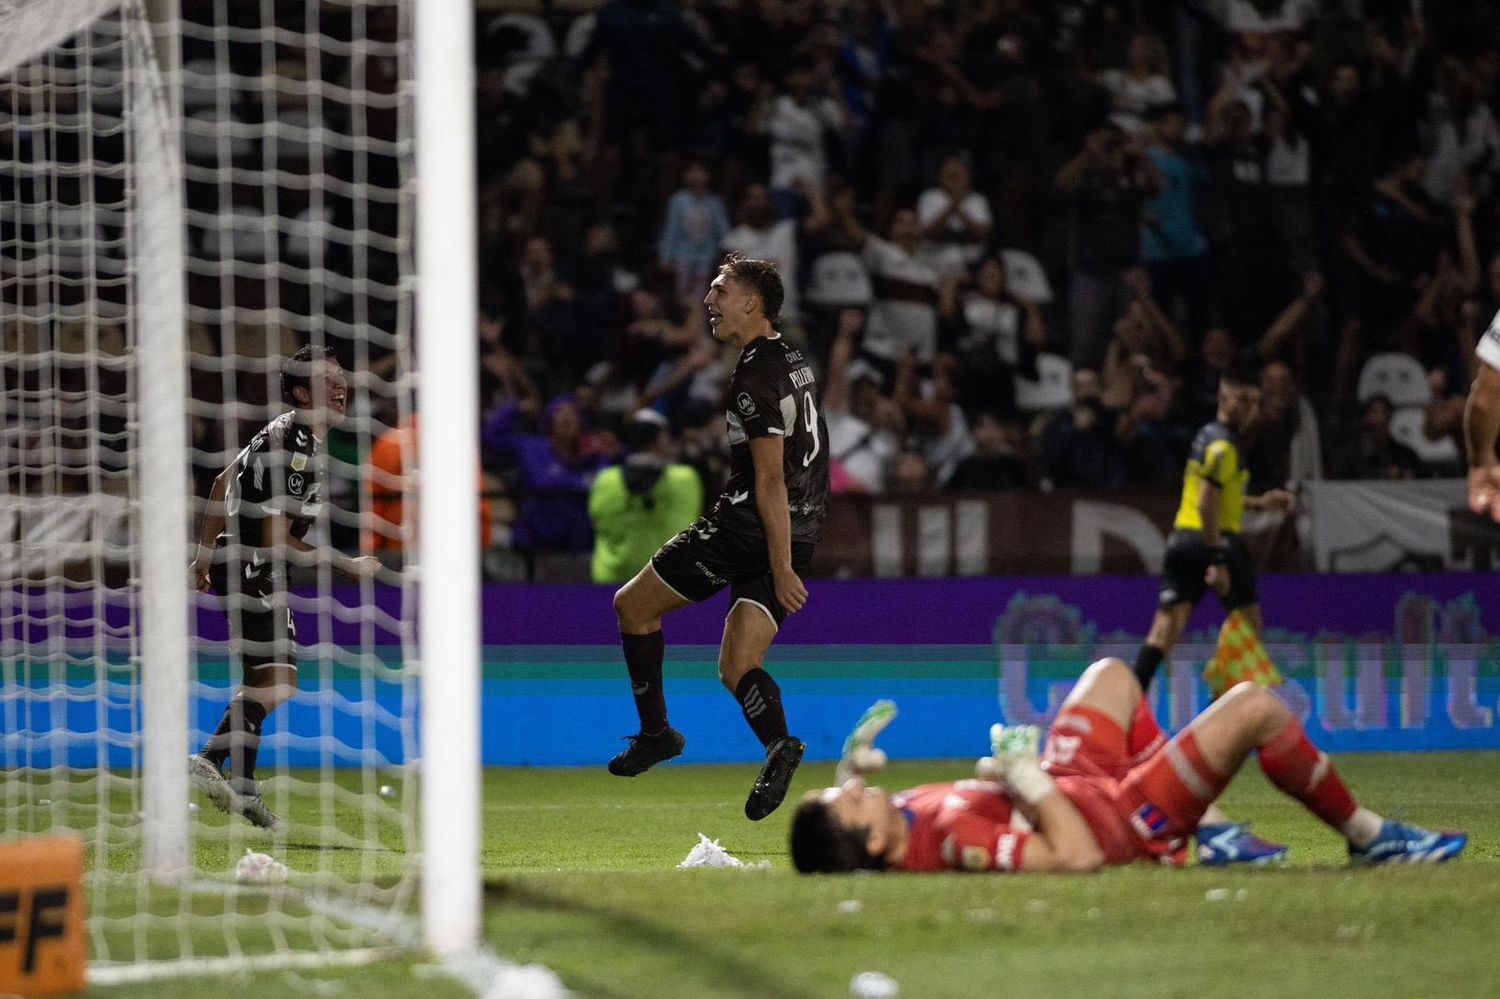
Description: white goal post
0,0,480,976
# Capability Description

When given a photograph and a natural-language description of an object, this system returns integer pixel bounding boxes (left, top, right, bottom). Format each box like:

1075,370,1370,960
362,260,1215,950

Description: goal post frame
414,0,482,959
133,0,191,884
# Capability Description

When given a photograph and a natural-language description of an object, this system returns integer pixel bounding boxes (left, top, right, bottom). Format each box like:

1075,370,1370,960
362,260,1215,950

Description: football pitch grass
90,752,1499,999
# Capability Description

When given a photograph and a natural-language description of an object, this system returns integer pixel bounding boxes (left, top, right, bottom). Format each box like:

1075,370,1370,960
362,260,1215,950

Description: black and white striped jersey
711,335,829,543
217,412,324,588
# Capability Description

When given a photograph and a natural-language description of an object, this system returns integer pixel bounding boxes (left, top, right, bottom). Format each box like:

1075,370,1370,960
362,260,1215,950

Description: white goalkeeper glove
984,723,1055,805
834,699,897,785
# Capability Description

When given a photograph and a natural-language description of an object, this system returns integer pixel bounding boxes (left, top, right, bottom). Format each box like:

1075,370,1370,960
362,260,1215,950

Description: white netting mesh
0,0,421,972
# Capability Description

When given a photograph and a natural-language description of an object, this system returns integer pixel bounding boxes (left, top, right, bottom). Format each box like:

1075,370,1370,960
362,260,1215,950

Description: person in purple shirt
484,394,608,552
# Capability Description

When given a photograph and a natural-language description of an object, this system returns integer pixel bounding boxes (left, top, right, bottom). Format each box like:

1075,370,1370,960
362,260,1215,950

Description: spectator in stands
764,56,847,218
366,414,495,555
1331,394,1423,480
947,412,1029,491
1423,57,1500,204
1202,93,1281,339
917,153,993,277
834,198,944,373
894,351,972,488
658,161,731,302
1342,152,1444,340
1248,360,1322,492
1140,102,1210,336
575,0,715,203
1102,33,1178,135
1058,126,1162,369
945,255,1045,420
1039,368,1122,491
1114,365,1189,487
1101,268,1187,413
483,394,607,553
822,309,902,495
588,410,703,584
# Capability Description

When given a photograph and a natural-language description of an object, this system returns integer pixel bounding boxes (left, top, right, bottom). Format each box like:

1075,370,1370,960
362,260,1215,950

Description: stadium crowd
470,0,1500,571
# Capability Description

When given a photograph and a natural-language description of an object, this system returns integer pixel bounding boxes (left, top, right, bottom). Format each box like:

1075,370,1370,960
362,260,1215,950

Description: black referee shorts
649,517,816,630
208,559,299,677
1158,529,1258,612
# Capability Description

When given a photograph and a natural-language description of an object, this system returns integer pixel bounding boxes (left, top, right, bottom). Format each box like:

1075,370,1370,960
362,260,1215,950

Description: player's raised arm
749,434,806,615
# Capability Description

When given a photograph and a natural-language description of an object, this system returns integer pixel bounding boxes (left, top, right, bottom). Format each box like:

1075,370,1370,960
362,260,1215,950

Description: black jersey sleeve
730,357,788,441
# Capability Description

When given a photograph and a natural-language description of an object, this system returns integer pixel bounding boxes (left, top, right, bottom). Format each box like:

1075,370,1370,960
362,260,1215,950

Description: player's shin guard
736,668,789,747
202,695,268,781
622,631,668,734
1258,716,1357,828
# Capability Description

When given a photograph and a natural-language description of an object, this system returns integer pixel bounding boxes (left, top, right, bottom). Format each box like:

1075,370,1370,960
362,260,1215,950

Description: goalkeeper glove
988,723,1055,805
835,699,897,785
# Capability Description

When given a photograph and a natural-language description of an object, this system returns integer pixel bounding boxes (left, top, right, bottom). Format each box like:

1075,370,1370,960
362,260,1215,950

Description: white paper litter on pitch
677,833,770,869
235,848,289,884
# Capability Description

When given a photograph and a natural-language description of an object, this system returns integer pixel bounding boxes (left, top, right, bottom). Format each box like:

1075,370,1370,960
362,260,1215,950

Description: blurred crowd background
462,0,1500,578
11,1,1473,578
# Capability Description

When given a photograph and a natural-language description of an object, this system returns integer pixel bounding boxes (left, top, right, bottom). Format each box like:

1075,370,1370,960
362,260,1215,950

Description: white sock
1341,807,1384,848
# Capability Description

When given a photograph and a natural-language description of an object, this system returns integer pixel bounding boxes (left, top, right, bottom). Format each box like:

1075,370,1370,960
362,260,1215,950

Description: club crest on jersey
1130,802,1171,838
291,452,308,472
737,392,756,416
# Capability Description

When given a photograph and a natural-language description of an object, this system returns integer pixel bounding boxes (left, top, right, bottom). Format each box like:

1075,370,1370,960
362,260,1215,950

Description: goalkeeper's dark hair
790,799,884,874
281,345,339,406
718,251,784,324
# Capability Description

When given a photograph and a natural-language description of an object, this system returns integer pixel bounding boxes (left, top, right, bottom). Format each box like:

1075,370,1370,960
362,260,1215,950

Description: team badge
291,452,308,472
737,392,755,416
1129,802,1171,838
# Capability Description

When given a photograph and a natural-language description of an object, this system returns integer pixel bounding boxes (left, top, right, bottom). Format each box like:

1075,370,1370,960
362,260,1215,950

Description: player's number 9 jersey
714,335,830,543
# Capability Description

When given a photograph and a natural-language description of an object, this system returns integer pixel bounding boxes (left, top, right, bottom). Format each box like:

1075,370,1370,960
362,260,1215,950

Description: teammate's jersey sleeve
1479,308,1500,371
729,355,788,440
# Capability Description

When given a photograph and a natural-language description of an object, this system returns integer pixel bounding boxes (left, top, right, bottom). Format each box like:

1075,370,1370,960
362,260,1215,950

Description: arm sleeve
730,361,788,440
1200,438,1235,486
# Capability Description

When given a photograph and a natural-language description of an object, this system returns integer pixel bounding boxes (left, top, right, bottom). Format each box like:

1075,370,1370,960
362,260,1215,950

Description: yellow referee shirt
1173,421,1249,533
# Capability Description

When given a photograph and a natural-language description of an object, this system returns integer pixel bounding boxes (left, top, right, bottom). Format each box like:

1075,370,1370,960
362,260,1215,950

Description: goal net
0,0,478,979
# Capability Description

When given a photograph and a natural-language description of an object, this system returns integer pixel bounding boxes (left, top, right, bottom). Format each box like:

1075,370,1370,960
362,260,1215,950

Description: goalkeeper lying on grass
791,658,1466,874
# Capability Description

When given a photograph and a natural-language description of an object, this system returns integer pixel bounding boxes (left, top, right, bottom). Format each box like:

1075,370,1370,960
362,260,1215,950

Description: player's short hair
719,251,784,323
790,799,884,874
281,345,339,406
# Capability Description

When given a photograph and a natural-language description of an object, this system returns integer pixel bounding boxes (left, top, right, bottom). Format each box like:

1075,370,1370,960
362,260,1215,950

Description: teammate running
187,346,380,829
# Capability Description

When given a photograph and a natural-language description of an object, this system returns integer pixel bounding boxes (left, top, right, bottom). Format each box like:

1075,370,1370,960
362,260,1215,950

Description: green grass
80,753,1500,998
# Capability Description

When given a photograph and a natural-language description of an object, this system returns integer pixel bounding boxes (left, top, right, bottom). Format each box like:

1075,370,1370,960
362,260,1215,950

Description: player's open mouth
707,310,721,326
